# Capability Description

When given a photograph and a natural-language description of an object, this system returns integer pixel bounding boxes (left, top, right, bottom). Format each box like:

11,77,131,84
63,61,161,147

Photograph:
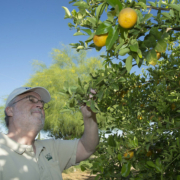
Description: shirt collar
0,133,44,155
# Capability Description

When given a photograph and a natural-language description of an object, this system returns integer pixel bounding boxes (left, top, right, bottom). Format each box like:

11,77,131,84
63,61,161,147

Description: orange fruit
124,151,134,160
93,34,108,47
171,103,176,111
118,8,137,29
156,51,161,60
137,115,142,120
146,150,153,157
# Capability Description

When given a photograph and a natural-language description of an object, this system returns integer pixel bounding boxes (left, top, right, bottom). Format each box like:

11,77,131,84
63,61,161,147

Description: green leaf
78,77,82,87
86,17,97,26
62,6,71,19
106,25,119,50
155,39,167,53
147,161,156,168
150,27,162,40
96,21,112,35
97,90,104,100
76,86,85,96
134,136,138,146
144,35,156,48
107,145,113,155
118,77,126,82
137,49,142,58
177,175,180,180
121,162,131,177
161,12,172,19
86,32,95,43
146,49,157,63
73,1,89,9
137,2,147,9
108,135,116,147
169,9,174,17
118,154,122,161
73,32,86,36
96,2,106,19
126,55,133,73
130,43,139,52
114,37,125,55
168,4,180,12
81,29,92,35
90,99,99,113
107,0,122,12
158,0,162,7
135,54,140,65
80,164,89,171
148,1,156,6
96,76,107,86
119,48,130,56
69,98,76,107
140,14,153,22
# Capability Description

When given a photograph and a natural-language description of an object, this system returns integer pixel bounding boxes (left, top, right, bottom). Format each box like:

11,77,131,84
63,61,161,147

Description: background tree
0,45,105,139
62,0,180,179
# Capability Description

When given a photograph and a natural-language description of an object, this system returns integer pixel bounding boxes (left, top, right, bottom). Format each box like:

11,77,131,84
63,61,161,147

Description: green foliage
25,45,104,139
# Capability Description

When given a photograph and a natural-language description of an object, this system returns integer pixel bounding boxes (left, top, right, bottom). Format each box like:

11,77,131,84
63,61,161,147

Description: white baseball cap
5,87,51,108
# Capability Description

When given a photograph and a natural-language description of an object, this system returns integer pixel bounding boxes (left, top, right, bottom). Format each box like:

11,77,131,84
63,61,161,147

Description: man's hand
76,89,99,163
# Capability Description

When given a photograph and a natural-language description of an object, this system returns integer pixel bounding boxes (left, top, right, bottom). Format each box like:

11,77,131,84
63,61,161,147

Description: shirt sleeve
53,139,79,170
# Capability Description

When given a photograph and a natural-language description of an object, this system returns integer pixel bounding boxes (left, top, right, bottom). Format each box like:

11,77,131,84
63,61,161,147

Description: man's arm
76,105,99,163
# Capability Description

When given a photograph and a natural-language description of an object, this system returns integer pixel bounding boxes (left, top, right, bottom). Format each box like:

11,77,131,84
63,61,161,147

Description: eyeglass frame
11,95,49,110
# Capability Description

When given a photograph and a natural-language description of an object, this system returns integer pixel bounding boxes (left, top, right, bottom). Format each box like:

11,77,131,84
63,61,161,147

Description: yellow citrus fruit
118,8,137,29
93,34,108,47
146,150,153,157
124,151,134,160
140,104,144,108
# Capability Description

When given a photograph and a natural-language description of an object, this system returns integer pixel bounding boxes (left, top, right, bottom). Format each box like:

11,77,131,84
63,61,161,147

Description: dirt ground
62,170,96,180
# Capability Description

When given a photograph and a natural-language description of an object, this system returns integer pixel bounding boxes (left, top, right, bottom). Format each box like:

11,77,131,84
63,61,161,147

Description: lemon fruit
118,8,137,29
93,34,108,47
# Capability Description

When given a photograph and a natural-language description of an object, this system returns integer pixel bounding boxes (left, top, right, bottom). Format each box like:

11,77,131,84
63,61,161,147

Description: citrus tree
62,0,180,179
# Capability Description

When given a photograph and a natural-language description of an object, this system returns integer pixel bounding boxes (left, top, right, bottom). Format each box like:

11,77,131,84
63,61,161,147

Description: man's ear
5,106,14,117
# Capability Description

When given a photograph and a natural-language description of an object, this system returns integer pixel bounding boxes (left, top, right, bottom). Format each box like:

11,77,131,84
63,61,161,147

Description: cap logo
25,87,31,90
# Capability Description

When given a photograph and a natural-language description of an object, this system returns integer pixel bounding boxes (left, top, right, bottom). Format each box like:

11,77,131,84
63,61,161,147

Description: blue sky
0,0,144,106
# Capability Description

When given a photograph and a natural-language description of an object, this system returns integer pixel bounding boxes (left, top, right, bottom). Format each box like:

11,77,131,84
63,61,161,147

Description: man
0,86,99,180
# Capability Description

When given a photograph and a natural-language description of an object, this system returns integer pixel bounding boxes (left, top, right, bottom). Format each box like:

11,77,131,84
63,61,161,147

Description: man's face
10,91,45,132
